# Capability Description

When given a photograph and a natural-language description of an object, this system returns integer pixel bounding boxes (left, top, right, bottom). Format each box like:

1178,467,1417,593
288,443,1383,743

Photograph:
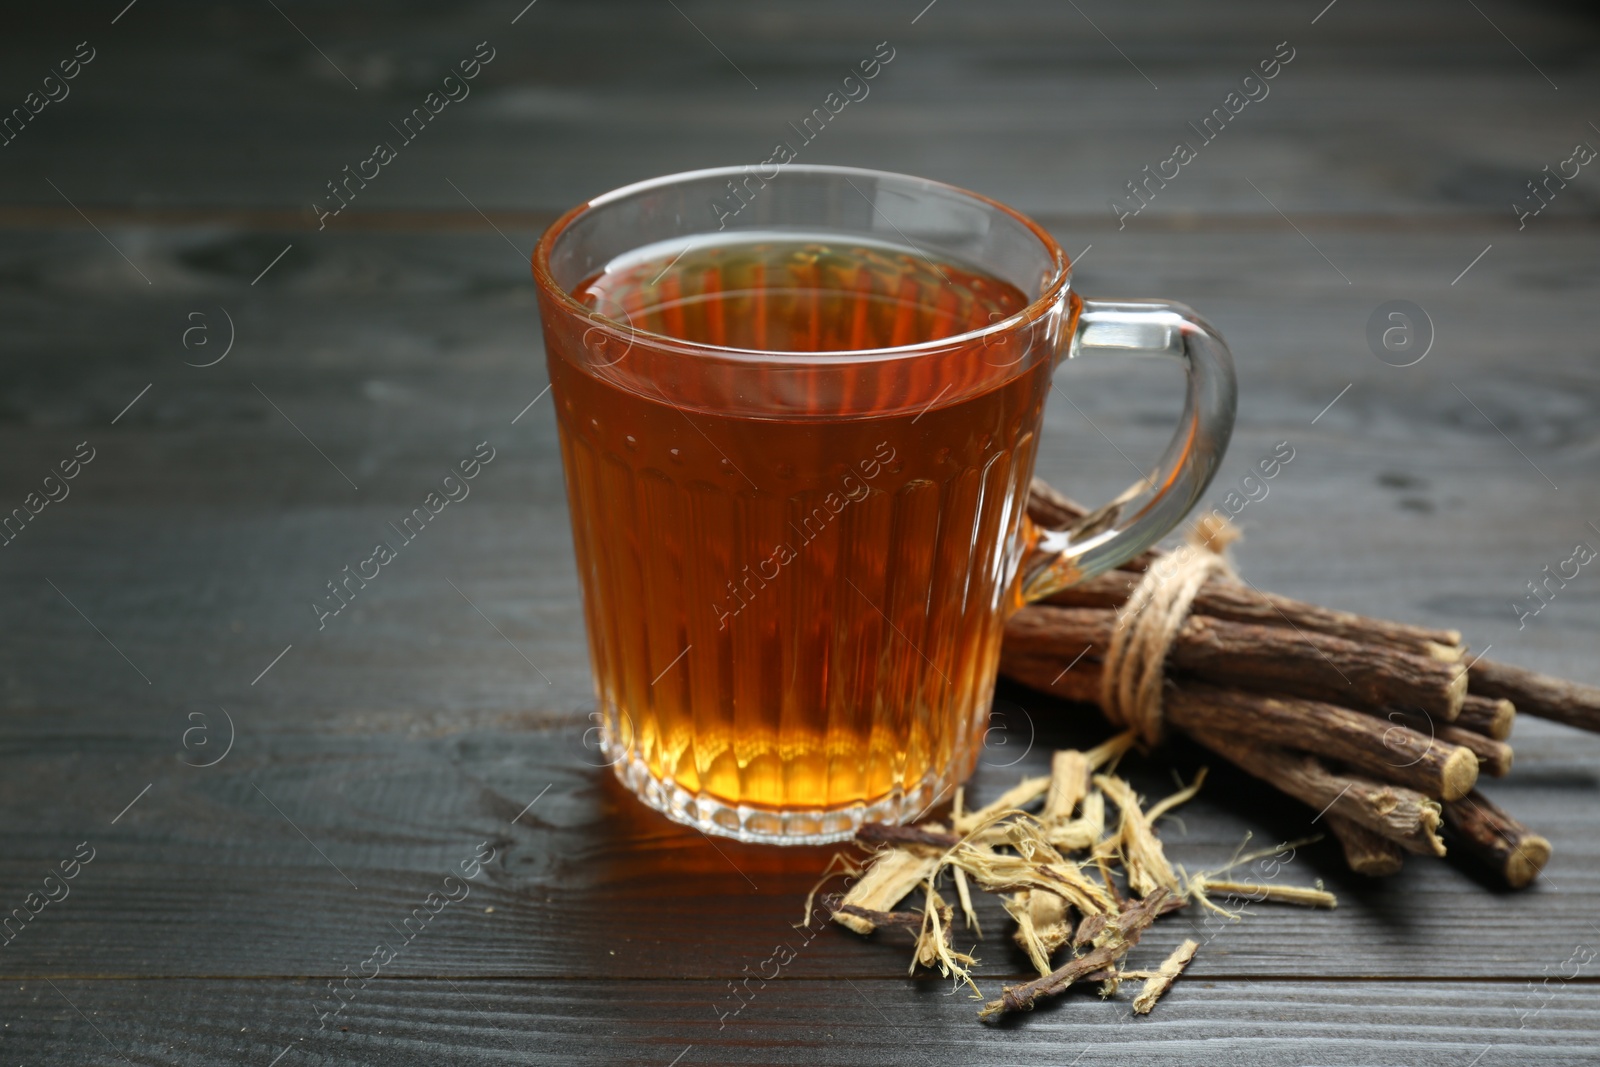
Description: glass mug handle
1019,299,1238,602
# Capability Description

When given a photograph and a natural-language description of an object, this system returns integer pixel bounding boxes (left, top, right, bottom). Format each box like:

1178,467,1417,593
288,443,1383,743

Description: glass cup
533,165,1235,844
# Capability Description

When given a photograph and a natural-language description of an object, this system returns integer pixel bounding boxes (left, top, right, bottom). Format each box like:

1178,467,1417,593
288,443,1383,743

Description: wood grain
5,977,1598,1067
1,0,1598,1062
1003,605,1468,720
0,703,1593,982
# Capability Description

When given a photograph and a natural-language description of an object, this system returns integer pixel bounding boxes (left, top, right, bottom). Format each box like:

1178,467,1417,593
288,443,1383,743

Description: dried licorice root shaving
827,739,1336,1020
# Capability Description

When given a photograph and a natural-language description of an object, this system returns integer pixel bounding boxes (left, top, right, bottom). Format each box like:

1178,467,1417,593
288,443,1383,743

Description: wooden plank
7,977,1598,1066
0,699,1593,980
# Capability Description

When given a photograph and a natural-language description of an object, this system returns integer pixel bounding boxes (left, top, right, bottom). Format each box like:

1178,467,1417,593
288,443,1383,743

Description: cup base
606,745,956,845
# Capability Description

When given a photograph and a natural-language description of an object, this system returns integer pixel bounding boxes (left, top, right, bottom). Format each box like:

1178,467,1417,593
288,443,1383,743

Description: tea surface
580,233,1028,352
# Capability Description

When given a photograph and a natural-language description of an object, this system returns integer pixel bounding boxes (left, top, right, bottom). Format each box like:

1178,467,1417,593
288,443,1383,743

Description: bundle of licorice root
998,479,1598,888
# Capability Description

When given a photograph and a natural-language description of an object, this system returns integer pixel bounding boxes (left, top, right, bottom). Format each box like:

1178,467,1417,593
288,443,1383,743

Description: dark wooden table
3,2,1598,1063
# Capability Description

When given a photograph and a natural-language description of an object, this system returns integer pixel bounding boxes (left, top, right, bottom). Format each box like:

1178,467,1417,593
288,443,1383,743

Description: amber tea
549,235,1049,836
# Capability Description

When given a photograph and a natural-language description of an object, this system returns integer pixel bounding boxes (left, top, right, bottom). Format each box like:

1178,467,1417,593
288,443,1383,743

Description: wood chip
1131,938,1199,1014
1094,774,1180,896
951,845,1116,918
833,847,940,935
1042,750,1090,822
981,889,1172,1018
1006,889,1072,976
953,866,981,936
912,882,979,995
1192,878,1337,909
1046,789,1105,851
954,775,1050,834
